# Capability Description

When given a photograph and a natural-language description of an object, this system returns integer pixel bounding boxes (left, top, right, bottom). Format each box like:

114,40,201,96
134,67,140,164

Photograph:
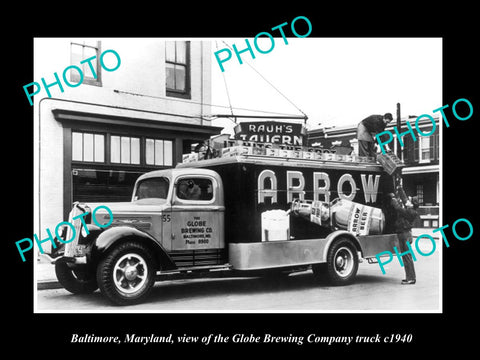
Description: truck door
170,175,224,251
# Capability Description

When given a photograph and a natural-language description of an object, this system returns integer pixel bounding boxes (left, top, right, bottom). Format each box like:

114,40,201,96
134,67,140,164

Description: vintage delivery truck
50,149,400,305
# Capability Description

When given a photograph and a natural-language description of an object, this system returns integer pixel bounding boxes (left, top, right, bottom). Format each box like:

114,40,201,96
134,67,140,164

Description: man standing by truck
385,190,419,285
357,113,393,157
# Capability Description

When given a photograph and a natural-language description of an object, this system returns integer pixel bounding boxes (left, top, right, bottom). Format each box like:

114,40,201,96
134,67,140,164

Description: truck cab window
176,178,213,201
134,177,170,201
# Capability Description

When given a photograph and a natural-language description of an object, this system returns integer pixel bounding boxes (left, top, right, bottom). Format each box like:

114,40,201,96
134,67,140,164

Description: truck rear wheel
55,260,98,294
324,237,359,285
96,241,157,306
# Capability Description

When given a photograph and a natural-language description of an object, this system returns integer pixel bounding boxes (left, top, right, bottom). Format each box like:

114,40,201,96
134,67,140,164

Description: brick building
308,116,440,228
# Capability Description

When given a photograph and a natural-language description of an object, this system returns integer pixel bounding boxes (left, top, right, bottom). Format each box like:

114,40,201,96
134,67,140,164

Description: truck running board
229,239,328,271
155,264,232,282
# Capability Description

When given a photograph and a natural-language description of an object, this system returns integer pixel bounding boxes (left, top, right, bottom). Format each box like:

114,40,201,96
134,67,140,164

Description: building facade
34,38,221,249
307,116,440,228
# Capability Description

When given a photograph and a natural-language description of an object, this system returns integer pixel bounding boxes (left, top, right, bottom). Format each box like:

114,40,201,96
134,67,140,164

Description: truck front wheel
318,237,359,285
96,241,157,306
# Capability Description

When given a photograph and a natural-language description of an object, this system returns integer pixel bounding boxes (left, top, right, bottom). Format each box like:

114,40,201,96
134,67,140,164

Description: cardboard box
252,146,267,155
182,153,198,163
278,149,292,158
302,151,315,160
222,146,253,157
265,148,279,157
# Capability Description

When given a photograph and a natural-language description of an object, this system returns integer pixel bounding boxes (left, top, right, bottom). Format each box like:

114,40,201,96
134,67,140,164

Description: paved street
35,237,441,312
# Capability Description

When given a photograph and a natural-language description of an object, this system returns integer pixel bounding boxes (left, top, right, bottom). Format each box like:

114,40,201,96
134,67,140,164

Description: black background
6,4,478,356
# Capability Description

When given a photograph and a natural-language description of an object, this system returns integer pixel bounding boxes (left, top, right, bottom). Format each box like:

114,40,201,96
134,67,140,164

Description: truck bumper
39,253,87,265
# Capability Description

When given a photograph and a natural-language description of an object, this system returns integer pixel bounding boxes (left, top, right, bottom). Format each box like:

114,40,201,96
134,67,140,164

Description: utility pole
396,103,402,158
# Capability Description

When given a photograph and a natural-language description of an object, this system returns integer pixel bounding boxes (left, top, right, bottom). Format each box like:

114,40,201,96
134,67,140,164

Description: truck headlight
81,226,89,238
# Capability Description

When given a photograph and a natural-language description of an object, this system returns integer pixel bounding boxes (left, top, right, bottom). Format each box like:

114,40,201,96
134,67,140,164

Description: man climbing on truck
357,113,393,157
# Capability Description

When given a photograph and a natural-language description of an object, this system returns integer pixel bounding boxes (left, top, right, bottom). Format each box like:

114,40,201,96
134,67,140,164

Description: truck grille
169,249,226,268
63,203,87,257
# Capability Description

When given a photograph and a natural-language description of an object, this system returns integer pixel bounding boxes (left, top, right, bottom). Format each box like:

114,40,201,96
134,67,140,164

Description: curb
36,256,61,291
37,280,63,291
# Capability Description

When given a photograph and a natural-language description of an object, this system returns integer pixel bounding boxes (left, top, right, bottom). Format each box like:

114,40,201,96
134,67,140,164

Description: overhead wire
113,39,309,123
216,41,236,123
112,89,301,119
220,40,308,122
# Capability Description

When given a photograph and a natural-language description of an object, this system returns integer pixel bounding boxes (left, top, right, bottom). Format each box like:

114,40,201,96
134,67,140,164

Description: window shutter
413,136,419,162
429,133,434,160
404,135,414,163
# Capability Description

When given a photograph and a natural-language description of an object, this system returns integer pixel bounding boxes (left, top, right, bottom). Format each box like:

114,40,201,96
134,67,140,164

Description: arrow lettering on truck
257,171,380,204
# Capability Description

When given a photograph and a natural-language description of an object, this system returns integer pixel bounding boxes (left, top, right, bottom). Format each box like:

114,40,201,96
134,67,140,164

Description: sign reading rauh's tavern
233,121,307,146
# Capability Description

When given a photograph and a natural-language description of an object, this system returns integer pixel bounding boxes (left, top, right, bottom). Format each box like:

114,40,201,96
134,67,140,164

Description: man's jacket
390,198,418,232
357,115,387,141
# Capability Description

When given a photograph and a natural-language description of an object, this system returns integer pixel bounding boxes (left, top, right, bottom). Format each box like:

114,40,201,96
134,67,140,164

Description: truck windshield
133,177,170,201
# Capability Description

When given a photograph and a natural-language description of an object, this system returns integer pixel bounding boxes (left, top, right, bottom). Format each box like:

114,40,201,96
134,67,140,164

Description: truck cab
132,168,225,254
52,153,400,306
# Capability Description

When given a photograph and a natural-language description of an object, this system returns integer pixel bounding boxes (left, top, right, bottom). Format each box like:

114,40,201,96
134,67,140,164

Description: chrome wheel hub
113,254,148,294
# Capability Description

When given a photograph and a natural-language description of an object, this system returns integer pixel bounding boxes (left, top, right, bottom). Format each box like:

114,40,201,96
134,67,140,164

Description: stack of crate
376,151,404,175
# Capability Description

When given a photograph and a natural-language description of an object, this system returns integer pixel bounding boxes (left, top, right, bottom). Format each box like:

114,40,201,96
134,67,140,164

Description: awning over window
52,109,222,139
402,164,439,174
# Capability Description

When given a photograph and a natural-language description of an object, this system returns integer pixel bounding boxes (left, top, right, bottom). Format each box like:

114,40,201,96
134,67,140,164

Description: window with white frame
416,184,424,204
72,131,174,167
419,136,431,163
70,40,102,86
72,132,105,162
145,138,173,166
111,136,140,165
165,41,190,98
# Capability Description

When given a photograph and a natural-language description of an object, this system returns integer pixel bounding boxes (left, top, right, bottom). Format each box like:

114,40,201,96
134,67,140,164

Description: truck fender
322,230,362,260
91,226,176,271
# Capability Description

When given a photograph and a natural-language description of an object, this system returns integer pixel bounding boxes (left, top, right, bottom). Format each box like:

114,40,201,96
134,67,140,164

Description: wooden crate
377,152,404,175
